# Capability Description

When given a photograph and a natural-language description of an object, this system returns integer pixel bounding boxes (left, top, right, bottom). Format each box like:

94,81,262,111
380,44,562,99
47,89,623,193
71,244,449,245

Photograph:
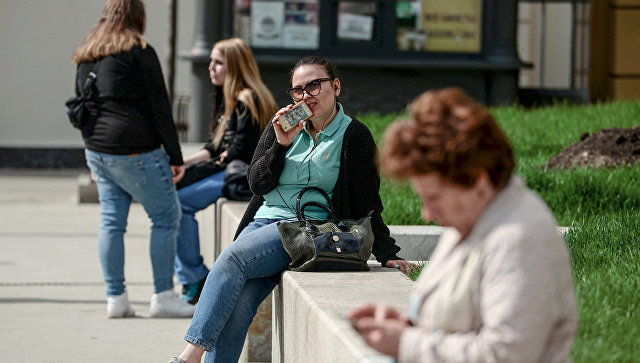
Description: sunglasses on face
287,78,333,102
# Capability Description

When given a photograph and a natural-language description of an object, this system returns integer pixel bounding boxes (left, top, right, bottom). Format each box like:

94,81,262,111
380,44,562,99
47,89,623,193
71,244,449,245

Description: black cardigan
235,118,401,267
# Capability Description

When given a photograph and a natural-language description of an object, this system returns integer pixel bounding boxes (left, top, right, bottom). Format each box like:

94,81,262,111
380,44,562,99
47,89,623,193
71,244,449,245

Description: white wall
0,0,194,147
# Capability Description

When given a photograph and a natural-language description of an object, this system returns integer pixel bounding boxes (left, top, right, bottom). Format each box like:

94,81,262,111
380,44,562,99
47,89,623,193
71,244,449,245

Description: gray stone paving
0,172,194,362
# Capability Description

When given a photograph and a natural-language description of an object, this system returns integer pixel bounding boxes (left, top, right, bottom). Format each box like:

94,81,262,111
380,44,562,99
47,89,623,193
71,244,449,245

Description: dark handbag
176,158,224,190
277,186,375,272
65,61,100,129
222,159,252,200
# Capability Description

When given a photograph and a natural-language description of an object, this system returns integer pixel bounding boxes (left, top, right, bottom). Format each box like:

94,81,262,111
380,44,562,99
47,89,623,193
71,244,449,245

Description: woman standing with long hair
73,0,195,318
175,38,277,304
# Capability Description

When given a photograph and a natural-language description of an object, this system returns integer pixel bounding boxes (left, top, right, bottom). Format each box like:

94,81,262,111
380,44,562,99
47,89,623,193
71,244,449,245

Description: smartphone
278,101,313,132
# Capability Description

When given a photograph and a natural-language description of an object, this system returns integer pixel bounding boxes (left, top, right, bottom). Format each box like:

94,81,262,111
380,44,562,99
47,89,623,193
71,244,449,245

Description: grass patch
405,260,426,282
357,99,640,361
567,213,639,362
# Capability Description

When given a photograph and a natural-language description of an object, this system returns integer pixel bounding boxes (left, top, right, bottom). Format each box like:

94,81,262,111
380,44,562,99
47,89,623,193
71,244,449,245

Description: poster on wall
337,12,374,41
283,0,319,49
396,0,422,51
420,0,482,52
251,1,285,47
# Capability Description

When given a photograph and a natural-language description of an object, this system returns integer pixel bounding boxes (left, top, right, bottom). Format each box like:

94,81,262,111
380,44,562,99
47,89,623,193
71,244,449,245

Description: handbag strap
299,201,348,233
80,60,101,100
299,201,339,221
295,186,334,221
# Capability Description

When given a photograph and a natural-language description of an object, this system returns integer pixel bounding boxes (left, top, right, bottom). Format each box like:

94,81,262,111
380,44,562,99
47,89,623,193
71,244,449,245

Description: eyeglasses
287,78,333,102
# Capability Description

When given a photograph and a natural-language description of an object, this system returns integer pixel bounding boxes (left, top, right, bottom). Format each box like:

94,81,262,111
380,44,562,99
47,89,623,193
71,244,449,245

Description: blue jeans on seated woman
174,171,225,285
85,148,181,297
184,218,291,362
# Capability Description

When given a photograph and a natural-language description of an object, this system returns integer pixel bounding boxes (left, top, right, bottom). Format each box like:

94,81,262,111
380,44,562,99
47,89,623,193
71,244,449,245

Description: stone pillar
181,0,224,142
485,0,521,105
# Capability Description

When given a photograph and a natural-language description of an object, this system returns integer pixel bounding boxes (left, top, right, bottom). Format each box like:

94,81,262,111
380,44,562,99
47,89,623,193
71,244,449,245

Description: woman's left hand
171,165,186,185
385,260,416,274
215,150,229,166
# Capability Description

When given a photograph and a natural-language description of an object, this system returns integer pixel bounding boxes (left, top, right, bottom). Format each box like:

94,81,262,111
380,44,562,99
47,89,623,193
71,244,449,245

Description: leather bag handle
298,201,348,233
295,186,334,220
299,201,339,222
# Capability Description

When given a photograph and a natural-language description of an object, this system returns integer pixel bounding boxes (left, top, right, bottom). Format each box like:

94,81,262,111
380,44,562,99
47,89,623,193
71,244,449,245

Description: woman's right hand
271,105,304,147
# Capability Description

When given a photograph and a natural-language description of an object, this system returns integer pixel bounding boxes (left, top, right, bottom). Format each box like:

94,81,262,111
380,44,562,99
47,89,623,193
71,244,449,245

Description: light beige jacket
399,176,577,363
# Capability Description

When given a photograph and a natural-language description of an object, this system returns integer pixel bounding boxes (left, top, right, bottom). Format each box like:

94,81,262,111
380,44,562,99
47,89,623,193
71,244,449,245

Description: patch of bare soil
546,126,640,170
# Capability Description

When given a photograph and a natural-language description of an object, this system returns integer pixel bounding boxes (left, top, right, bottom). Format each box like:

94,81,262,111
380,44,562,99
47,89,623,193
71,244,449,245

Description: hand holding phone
278,101,313,132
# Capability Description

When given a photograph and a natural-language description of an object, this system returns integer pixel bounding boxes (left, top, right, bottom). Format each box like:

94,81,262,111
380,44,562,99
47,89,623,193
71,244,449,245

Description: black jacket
235,118,401,267
75,44,183,165
203,100,261,165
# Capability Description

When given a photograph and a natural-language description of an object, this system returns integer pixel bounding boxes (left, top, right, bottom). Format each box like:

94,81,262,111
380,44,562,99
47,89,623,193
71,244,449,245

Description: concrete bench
272,263,411,363
77,173,99,203
211,200,268,362
212,200,444,362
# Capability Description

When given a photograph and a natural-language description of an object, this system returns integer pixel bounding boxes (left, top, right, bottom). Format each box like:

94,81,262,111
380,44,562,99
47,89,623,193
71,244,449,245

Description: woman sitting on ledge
348,88,578,362
171,56,409,363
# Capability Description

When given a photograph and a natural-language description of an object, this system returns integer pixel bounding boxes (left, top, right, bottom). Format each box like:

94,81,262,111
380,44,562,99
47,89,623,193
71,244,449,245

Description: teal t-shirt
254,103,352,220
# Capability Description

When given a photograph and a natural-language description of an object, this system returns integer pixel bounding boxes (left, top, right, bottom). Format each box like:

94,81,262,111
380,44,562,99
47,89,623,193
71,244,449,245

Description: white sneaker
106,291,136,318
150,290,197,318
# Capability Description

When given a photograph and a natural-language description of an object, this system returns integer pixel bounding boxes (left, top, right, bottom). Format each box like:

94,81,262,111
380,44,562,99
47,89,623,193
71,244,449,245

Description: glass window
396,0,483,53
283,0,320,49
234,0,320,49
337,1,377,42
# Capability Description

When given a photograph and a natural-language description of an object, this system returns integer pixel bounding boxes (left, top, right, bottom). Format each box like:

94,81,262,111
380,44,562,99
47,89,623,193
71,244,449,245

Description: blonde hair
211,38,278,147
72,0,147,64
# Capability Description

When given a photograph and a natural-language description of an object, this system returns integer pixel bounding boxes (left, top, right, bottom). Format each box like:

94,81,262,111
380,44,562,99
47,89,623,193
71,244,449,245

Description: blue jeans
184,219,291,362
174,171,225,285
85,148,181,296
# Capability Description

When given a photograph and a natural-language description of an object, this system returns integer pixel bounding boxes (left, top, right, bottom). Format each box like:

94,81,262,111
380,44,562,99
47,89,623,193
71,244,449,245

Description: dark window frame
225,0,493,62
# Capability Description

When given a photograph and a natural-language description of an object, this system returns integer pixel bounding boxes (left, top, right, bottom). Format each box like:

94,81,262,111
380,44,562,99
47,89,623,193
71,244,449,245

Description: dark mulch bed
546,126,640,169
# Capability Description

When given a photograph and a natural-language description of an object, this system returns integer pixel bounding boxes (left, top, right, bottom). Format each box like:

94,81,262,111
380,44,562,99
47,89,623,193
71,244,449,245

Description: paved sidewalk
0,171,194,362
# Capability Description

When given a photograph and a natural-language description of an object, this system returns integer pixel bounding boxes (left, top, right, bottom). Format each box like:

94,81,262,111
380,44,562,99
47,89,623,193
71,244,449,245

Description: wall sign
421,0,482,52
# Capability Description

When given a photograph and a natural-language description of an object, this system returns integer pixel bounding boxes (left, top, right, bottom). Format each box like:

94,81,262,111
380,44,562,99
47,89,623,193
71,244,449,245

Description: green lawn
357,100,640,362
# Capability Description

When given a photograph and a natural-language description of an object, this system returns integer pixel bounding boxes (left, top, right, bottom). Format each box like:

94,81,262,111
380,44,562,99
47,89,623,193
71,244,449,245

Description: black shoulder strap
80,60,101,100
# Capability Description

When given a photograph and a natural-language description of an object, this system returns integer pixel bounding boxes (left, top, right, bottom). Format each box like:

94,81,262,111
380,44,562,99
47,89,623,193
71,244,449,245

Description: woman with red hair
349,88,578,362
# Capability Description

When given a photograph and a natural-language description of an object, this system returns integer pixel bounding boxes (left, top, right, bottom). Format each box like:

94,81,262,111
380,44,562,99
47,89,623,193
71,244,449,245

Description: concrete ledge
77,173,99,203
194,202,215,269
212,203,441,362
215,200,268,363
388,225,442,261
272,262,412,363
217,200,250,256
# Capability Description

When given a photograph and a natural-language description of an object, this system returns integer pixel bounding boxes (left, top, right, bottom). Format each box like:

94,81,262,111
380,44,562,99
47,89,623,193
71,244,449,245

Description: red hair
381,88,514,190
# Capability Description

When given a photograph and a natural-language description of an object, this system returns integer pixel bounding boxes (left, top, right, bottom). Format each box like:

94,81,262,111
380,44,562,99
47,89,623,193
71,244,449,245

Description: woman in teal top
253,95,351,220
171,56,408,363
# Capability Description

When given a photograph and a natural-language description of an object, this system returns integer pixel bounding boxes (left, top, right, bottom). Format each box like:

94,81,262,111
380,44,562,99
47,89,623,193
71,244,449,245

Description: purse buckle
332,233,341,253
